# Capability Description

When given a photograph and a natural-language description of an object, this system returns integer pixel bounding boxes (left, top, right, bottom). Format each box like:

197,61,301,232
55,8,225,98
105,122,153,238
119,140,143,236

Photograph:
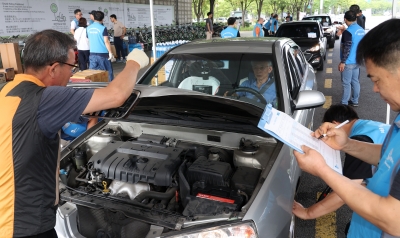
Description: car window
303,16,331,25
276,24,320,38
283,45,301,99
139,53,279,108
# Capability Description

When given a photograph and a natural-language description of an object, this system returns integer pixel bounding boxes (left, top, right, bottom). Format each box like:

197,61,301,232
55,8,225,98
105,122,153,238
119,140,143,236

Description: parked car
302,14,337,48
217,17,228,23
275,20,327,71
332,20,343,39
55,38,325,238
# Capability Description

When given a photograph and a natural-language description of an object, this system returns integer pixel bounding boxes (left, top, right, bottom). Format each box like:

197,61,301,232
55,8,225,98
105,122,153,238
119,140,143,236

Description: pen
318,120,349,139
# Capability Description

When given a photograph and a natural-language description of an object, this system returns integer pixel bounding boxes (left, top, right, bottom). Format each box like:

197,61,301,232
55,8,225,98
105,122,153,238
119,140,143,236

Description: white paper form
258,104,342,174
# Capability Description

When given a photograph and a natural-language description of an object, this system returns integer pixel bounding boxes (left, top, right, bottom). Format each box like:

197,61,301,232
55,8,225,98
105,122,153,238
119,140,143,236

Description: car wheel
329,38,335,48
317,59,324,71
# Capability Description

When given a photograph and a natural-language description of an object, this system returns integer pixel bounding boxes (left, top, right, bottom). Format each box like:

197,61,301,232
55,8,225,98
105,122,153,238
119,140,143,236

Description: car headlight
164,221,258,238
307,45,320,52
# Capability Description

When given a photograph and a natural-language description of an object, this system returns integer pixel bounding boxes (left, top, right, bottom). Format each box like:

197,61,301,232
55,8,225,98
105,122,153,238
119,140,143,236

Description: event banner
0,0,174,36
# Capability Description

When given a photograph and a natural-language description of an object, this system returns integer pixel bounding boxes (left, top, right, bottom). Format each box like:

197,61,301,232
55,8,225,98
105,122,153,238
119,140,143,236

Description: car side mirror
293,90,325,110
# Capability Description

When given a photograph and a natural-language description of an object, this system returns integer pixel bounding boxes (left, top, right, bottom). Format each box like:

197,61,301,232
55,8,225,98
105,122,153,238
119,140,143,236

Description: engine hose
134,187,177,203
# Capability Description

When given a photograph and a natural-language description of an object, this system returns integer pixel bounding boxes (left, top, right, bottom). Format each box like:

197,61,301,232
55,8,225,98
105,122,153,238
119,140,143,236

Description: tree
193,0,206,22
255,0,265,19
226,0,255,25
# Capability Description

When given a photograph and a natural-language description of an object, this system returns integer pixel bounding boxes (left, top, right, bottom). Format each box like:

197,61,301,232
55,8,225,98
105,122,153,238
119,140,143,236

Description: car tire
329,38,335,48
317,59,324,71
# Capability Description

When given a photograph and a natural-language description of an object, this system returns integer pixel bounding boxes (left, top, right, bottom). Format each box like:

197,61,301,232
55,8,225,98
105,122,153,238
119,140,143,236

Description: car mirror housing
293,90,325,110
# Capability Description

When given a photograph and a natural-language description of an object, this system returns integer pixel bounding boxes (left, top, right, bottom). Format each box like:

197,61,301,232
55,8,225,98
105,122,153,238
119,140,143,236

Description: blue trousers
89,55,114,81
341,64,360,104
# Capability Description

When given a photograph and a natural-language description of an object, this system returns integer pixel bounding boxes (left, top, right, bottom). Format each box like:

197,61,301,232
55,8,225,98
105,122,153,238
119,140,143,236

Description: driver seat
178,62,220,95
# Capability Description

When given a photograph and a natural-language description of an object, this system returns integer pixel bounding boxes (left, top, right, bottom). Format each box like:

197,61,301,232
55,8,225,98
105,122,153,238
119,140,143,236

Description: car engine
59,125,269,238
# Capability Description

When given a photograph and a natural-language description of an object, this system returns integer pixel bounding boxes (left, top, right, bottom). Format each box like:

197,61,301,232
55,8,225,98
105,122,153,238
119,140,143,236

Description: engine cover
89,141,183,186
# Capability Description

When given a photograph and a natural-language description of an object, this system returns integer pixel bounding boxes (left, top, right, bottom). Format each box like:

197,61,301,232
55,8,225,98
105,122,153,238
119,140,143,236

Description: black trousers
21,228,58,238
113,37,126,59
78,50,90,70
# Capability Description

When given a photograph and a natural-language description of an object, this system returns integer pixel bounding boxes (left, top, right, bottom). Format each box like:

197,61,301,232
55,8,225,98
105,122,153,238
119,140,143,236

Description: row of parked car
56,14,335,238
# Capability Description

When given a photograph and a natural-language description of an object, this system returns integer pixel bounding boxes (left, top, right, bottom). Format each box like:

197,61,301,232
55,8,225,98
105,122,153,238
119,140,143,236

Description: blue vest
221,26,238,38
73,18,79,30
253,23,264,37
348,114,400,238
264,17,272,30
86,22,108,54
269,18,278,32
344,23,365,64
350,119,390,143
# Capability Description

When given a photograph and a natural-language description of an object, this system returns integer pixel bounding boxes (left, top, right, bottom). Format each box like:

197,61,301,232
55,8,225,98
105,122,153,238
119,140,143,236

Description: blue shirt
270,18,278,32
86,22,109,55
348,114,400,238
253,23,264,37
264,17,272,30
350,119,390,143
221,26,239,38
236,73,277,105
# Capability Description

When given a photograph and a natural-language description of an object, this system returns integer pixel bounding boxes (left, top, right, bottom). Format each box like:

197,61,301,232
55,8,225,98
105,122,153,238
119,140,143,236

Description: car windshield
276,24,320,38
303,16,331,26
139,53,278,108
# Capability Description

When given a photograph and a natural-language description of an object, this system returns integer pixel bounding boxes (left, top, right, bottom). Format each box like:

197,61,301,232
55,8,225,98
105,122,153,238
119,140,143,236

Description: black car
275,20,327,71
302,14,336,48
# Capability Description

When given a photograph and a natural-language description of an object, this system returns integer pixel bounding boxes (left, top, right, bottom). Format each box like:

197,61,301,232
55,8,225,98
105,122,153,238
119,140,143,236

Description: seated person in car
225,60,277,106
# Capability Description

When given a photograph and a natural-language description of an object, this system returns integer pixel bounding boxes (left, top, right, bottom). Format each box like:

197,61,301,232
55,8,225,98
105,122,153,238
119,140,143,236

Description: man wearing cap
220,17,240,38
88,10,95,25
70,9,82,35
110,14,127,63
87,11,115,81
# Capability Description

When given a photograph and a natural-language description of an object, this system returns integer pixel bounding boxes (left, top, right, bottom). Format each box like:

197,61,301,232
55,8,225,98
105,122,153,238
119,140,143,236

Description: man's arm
274,22,277,32
295,146,400,236
104,35,113,55
82,49,148,114
207,20,211,32
314,122,381,166
293,190,345,219
255,27,260,37
341,30,352,63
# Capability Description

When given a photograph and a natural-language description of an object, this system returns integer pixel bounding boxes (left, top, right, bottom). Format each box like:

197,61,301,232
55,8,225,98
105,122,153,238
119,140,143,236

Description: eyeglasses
50,61,79,74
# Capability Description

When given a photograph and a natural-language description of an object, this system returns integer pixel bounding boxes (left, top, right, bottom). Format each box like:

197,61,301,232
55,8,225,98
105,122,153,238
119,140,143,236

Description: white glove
126,49,149,69
108,52,115,60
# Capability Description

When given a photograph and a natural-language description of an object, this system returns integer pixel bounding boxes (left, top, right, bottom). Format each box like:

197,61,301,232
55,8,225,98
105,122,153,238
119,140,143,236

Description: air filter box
187,158,232,187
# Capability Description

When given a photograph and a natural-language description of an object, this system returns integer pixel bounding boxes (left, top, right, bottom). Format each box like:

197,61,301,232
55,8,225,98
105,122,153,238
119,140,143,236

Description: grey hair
23,29,75,71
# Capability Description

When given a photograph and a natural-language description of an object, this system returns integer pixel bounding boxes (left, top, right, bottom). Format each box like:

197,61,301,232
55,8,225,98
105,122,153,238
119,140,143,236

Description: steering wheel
226,87,267,104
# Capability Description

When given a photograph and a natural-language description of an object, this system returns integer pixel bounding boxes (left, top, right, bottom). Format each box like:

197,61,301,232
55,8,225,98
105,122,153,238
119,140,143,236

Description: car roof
167,37,289,55
304,14,330,17
280,20,320,25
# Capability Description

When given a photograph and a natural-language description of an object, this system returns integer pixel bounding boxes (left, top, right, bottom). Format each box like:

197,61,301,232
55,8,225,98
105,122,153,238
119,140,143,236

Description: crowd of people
70,9,128,82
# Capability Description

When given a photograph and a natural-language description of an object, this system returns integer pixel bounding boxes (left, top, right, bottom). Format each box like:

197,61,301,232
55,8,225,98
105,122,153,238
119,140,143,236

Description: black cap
89,10,96,15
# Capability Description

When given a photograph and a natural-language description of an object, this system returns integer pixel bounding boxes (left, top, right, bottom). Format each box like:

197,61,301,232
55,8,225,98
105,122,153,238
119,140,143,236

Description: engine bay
59,121,276,238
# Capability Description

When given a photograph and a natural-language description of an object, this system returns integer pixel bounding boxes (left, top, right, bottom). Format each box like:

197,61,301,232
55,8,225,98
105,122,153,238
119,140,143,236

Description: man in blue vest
70,9,82,35
88,10,95,25
253,18,264,37
338,10,365,107
263,13,273,36
269,14,279,35
292,19,400,237
86,11,115,81
221,17,240,38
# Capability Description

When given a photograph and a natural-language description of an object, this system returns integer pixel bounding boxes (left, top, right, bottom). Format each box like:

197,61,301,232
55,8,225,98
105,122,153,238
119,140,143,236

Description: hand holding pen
318,120,349,140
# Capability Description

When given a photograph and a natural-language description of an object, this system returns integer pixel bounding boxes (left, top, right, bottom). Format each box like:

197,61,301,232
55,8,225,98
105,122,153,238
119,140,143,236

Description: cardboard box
70,70,109,82
150,58,166,85
0,43,23,74
0,68,15,81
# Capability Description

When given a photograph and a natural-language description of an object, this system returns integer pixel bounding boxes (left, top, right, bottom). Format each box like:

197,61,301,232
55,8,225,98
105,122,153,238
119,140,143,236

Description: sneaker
115,59,122,63
348,101,358,107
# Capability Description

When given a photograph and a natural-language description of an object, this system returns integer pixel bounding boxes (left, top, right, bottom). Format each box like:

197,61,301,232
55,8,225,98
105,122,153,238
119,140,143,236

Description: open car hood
68,83,264,126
